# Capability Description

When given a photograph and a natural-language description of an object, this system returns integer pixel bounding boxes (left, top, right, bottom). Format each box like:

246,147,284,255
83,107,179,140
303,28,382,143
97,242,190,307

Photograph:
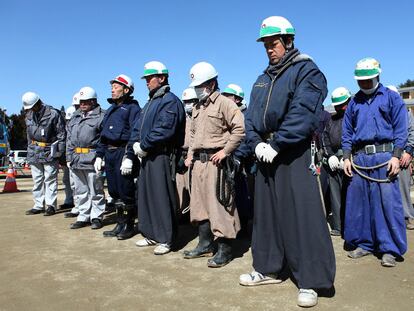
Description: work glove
133,142,148,158
120,158,133,175
66,162,71,168
255,142,278,163
94,157,103,173
328,155,340,171
338,158,344,170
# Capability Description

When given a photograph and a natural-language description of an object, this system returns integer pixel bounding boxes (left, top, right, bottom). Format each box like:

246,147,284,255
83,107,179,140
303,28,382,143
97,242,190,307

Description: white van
9,150,28,167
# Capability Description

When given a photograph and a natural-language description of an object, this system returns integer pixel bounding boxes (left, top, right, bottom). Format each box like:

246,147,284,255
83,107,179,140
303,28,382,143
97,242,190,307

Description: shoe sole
239,279,282,286
381,262,396,267
297,301,318,308
207,260,232,268
183,252,214,259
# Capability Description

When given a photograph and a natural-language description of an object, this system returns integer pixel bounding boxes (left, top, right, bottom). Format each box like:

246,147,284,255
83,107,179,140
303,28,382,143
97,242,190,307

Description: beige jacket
188,91,245,157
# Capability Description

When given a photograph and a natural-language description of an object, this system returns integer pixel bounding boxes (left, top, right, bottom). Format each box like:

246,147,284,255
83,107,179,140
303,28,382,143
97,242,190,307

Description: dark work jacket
245,49,328,153
26,104,66,164
96,97,141,158
127,85,185,160
322,112,344,157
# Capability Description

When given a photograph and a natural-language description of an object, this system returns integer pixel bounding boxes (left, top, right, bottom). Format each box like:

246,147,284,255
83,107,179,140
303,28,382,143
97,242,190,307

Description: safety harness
216,156,237,211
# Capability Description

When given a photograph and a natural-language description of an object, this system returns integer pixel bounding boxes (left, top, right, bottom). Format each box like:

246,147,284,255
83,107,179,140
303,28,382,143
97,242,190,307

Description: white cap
182,88,198,101
189,62,218,87
22,92,40,110
79,86,97,101
257,16,295,42
110,74,134,93
222,84,245,99
72,92,80,106
141,61,169,78
65,106,76,120
331,87,351,106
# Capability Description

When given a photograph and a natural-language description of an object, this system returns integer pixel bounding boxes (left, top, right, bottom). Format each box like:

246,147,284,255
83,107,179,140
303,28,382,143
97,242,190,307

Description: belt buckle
200,153,208,163
364,145,376,154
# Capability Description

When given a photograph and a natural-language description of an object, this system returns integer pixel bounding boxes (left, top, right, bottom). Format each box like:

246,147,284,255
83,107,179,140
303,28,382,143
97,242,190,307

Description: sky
1,0,414,115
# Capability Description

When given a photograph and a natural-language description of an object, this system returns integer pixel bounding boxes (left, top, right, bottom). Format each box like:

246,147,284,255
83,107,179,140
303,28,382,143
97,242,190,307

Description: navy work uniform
128,84,185,251
96,96,141,236
245,49,336,290
342,84,407,258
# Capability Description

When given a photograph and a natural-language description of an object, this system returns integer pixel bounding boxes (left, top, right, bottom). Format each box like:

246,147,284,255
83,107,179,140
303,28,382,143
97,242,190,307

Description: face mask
194,87,210,101
184,104,193,114
360,77,379,95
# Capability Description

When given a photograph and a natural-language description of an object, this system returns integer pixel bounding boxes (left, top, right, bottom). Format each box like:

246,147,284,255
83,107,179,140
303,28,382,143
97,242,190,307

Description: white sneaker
297,289,318,308
135,238,157,247
154,243,171,255
239,271,282,286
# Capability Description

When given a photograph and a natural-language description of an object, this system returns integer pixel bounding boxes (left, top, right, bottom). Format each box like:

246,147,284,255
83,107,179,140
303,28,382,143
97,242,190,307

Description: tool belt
32,140,51,147
74,147,95,154
353,142,393,155
193,148,221,163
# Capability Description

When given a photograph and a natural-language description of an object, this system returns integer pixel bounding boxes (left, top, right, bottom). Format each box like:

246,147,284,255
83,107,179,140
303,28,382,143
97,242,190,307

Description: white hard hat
110,74,134,93
222,84,245,99
257,16,295,42
387,85,399,93
331,87,351,106
182,88,197,101
72,92,80,106
22,91,40,110
65,106,76,120
354,57,381,80
141,61,169,78
189,62,218,87
79,86,97,101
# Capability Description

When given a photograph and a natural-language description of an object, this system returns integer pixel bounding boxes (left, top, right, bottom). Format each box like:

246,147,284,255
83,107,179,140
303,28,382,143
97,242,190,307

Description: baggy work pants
72,169,105,222
104,147,136,205
345,152,407,256
138,153,177,244
31,161,59,210
252,142,336,290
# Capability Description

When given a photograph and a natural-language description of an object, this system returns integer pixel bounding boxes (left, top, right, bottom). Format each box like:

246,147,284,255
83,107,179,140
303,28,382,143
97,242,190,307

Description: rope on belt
350,154,391,183
216,156,236,211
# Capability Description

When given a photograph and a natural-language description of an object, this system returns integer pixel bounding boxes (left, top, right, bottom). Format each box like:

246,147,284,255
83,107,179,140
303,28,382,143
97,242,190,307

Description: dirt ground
0,176,413,311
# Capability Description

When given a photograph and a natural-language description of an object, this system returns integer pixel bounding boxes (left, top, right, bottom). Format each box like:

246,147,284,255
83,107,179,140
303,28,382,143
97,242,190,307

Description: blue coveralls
127,85,185,245
342,84,407,257
96,97,141,205
245,49,335,290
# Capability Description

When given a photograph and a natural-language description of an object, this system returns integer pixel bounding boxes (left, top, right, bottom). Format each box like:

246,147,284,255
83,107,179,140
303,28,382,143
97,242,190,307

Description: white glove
94,157,103,173
120,158,133,175
338,158,344,170
255,142,278,163
66,162,71,168
328,155,340,171
133,142,148,158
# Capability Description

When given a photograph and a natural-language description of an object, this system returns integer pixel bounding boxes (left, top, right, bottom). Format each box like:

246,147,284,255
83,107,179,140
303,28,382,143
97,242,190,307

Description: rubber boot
103,201,124,238
207,238,232,268
117,204,136,240
183,221,215,259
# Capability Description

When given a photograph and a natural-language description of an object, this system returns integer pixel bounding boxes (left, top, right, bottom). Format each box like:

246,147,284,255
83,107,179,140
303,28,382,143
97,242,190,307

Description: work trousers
344,152,407,256
31,161,59,210
252,142,336,290
138,153,177,244
72,169,105,222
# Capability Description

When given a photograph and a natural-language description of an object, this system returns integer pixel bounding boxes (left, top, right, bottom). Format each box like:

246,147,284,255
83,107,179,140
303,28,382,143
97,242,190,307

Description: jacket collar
149,84,170,100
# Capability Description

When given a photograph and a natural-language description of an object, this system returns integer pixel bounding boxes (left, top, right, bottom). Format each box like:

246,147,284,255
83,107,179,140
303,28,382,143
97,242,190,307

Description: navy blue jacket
245,50,327,153
96,97,141,158
342,84,407,159
127,85,185,160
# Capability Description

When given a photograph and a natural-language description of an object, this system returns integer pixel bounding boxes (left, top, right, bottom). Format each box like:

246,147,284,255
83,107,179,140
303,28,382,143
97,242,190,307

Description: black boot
183,221,215,259
207,238,232,268
103,201,124,237
117,204,136,240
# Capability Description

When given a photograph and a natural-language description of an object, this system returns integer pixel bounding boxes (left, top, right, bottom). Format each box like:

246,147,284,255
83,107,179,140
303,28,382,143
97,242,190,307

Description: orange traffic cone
2,166,20,193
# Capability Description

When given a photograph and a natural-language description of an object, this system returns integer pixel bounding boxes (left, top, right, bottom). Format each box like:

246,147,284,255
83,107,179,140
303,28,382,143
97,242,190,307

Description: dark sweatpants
138,153,177,244
252,141,336,290
105,147,136,205
327,168,347,233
